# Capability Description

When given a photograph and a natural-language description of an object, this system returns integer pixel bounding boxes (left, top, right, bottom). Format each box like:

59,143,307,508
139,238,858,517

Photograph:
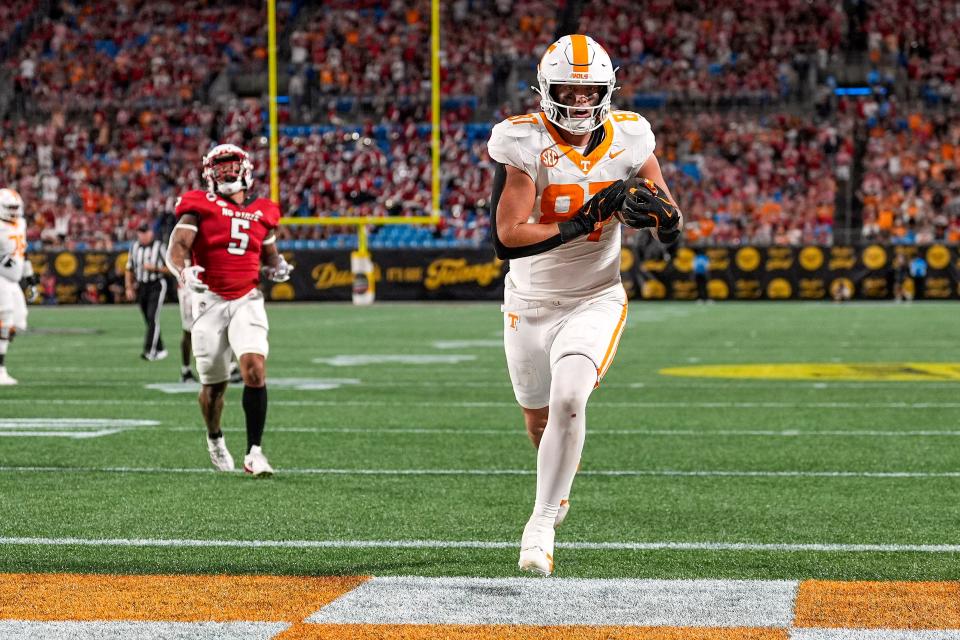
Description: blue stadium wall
30,245,960,303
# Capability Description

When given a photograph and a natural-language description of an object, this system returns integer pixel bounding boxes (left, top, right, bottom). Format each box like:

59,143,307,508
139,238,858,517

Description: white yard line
793,632,960,640
0,465,957,478
154,426,960,437
5,398,960,408
1,537,958,554
0,621,288,640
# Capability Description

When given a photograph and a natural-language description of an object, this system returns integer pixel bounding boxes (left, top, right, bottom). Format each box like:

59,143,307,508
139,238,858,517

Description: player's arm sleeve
489,163,562,260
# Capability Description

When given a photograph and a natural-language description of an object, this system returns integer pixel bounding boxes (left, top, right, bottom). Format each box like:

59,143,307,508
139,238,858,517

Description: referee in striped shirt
125,222,169,361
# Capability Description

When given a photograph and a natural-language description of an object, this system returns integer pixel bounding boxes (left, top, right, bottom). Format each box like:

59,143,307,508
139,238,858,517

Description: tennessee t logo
508,313,519,330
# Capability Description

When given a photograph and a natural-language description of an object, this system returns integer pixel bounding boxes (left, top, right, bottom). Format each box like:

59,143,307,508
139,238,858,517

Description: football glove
263,254,292,282
557,179,627,243
20,273,40,303
179,265,209,293
619,177,681,243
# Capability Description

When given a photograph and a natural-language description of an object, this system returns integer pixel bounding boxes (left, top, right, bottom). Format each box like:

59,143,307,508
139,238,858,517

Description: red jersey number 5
227,217,251,255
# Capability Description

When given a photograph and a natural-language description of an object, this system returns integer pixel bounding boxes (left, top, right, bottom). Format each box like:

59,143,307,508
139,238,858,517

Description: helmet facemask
539,81,613,135
202,145,253,196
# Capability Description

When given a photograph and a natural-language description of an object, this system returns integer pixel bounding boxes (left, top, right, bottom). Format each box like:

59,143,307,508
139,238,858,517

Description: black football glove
620,178,681,244
20,273,40,303
557,179,627,243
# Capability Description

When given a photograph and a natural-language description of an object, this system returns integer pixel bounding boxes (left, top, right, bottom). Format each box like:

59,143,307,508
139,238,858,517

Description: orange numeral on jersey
507,113,539,125
11,234,25,258
540,181,616,242
611,112,639,122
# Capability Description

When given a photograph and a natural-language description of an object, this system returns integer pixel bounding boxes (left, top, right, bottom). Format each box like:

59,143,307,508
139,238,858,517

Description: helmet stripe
570,34,590,72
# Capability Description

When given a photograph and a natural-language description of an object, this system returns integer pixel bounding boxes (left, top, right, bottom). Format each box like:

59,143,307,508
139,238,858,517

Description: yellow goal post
266,0,443,301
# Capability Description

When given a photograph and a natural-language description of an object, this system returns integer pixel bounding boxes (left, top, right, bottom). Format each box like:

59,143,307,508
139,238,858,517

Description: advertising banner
29,245,960,304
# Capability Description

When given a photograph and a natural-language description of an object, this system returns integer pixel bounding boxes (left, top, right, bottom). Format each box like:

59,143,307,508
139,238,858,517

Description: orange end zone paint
0,573,369,622
794,580,960,629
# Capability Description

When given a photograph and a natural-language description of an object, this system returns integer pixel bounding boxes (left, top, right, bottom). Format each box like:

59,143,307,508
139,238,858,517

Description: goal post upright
276,0,443,304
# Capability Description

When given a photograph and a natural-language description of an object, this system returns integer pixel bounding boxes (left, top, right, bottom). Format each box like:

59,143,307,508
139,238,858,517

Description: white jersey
488,111,656,301
0,218,28,283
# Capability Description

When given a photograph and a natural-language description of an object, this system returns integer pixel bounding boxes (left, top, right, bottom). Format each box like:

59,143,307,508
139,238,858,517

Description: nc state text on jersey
219,207,264,222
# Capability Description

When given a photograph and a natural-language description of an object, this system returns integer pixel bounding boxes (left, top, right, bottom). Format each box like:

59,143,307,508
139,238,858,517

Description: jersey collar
539,112,613,175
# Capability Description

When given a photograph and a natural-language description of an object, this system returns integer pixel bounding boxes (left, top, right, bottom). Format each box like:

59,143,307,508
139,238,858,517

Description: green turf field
2,301,958,579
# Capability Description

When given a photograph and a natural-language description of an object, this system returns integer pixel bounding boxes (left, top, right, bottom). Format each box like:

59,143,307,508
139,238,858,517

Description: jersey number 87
540,180,616,241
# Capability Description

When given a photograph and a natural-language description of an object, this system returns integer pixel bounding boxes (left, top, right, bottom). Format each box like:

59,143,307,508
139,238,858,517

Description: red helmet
202,144,253,196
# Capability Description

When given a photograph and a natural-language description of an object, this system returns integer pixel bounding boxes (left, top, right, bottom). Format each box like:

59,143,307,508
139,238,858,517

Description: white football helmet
536,34,616,135
202,144,253,196
0,188,24,223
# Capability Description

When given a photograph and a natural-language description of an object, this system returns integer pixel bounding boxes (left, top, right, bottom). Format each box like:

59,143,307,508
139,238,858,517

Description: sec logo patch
540,148,560,167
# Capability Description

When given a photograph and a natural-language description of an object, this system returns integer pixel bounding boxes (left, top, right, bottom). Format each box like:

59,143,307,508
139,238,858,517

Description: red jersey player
165,144,292,477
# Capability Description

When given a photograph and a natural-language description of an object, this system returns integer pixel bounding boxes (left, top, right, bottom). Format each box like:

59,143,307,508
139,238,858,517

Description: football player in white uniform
487,35,682,576
0,188,35,385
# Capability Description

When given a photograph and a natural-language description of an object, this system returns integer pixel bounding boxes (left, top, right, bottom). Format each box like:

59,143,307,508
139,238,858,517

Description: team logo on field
540,148,561,167
660,362,960,382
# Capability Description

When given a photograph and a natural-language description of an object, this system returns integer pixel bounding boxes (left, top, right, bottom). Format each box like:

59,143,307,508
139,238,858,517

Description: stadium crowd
859,108,960,244
1,0,959,250
8,0,282,114
580,0,845,108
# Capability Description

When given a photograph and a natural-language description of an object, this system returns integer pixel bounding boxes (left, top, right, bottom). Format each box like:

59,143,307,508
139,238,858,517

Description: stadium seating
2,0,959,250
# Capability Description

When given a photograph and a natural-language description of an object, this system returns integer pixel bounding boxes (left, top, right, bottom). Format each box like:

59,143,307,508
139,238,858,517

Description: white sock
533,354,596,521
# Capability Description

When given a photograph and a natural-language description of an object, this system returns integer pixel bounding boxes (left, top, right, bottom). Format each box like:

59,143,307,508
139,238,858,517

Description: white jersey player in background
487,34,682,575
0,188,35,385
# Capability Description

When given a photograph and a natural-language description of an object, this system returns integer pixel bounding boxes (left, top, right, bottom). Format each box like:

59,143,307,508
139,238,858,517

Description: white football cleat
555,499,570,527
518,516,555,576
243,445,274,478
207,435,235,471
0,368,18,385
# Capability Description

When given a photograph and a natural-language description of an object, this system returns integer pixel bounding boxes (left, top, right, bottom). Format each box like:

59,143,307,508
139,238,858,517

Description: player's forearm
496,220,561,248
165,238,191,278
261,244,281,268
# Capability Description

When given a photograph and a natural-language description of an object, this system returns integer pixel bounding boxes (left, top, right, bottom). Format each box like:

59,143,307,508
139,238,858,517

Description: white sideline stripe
308,577,798,626
2,465,959,478
25,376,960,390
0,621,288,640
3,537,959,554
0,419,159,427
159,426,960,437
5,398,960,409
0,430,124,438
793,632,960,640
